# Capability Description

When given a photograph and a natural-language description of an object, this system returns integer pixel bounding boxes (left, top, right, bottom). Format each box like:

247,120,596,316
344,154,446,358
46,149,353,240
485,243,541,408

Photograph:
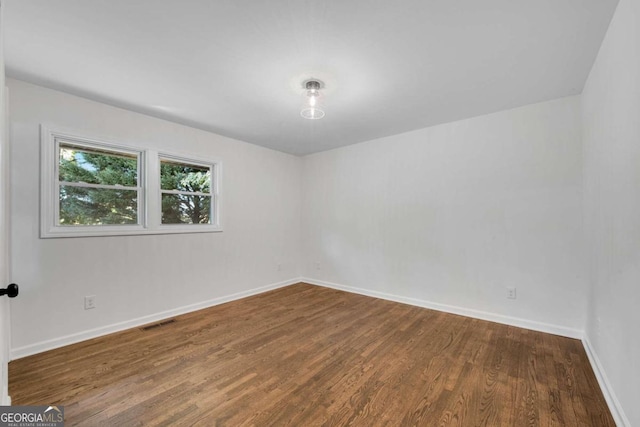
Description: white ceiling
4,0,618,155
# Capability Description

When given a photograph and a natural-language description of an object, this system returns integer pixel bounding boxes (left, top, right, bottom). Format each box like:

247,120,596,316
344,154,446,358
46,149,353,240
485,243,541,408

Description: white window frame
40,125,223,238
157,153,220,231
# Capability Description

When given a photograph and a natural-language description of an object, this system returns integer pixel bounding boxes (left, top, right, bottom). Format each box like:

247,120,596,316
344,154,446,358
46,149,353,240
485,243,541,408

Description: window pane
160,160,211,193
59,143,138,186
59,186,138,225
162,193,211,224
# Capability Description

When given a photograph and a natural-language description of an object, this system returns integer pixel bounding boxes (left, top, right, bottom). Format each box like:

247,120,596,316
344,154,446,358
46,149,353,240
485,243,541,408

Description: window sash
56,139,141,186
54,137,143,228
159,156,217,226
58,186,140,226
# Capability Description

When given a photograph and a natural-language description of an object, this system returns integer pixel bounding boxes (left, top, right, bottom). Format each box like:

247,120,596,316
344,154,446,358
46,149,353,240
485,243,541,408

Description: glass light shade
301,79,325,119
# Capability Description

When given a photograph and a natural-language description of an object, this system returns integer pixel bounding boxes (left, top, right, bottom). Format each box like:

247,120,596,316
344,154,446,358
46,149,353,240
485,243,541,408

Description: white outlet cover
84,295,96,309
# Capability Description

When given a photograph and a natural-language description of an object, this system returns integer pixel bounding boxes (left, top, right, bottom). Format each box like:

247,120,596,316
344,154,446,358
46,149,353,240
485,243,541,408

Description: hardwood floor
9,283,614,426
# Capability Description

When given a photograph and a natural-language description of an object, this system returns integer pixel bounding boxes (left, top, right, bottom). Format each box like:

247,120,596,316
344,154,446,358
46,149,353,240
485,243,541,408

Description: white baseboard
582,335,630,427
10,278,302,360
302,277,583,339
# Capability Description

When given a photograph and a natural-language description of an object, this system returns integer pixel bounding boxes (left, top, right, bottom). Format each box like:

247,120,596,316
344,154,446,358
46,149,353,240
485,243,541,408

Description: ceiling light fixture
301,80,325,120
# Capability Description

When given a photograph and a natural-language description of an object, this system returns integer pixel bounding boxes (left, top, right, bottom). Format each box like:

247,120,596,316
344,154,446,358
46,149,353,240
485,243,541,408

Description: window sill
40,225,223,239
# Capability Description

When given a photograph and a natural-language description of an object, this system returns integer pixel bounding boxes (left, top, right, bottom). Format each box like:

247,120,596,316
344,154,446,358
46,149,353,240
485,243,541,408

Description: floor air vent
140,319,176,331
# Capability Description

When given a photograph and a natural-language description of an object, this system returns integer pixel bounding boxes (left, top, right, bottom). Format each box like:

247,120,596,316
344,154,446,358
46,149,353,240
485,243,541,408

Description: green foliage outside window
160,161,212,225
58,144,139,225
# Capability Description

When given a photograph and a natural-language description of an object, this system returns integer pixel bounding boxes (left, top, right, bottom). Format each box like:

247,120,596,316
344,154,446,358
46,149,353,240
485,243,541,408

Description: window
41,126,222,238
160,157,215,225
58,142,142,226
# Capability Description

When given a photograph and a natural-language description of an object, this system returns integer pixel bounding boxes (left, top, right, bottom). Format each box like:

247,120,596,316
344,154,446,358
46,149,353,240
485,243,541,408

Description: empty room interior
0,0,638,425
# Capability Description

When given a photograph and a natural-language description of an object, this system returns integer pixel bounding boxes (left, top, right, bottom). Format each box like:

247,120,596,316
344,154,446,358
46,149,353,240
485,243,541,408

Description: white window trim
40,125,223,238
157,153,220,231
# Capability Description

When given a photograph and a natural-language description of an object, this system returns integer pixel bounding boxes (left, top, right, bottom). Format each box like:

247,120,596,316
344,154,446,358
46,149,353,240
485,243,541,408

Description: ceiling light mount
301,79,325,120
305,80,321,92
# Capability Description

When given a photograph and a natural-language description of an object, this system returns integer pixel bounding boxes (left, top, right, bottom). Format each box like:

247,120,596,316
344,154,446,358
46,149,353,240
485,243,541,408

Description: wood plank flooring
9,283,614,426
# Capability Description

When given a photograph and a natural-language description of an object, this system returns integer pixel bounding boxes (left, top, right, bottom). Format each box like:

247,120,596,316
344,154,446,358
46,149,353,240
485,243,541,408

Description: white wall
8,79,302,357
582,0,639,424
302,96,586,336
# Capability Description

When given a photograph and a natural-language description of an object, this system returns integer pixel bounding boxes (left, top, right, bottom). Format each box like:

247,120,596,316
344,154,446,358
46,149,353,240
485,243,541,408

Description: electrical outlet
84,295,96,310
315,261,321,270
506,287,517,300
277,263,282,271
